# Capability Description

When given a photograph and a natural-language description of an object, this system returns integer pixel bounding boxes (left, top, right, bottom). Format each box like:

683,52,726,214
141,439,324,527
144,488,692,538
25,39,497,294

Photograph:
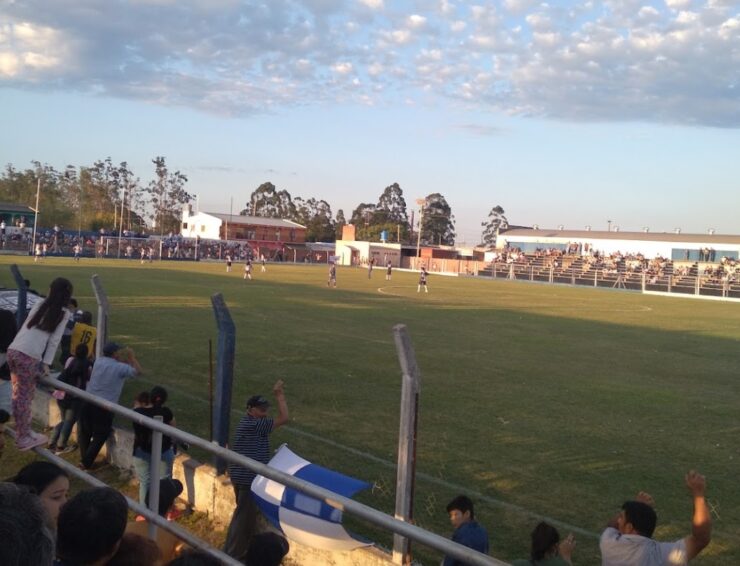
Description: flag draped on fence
251,445,372,551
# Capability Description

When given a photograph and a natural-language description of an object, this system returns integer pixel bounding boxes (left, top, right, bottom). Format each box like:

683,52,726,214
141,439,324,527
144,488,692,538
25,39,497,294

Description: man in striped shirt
224,380,289,562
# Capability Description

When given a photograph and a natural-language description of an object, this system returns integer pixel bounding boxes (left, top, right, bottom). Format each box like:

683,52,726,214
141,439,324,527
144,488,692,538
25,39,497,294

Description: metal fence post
392,324,421,565
10,264,28,328
90,275,110,360
211,293,236,474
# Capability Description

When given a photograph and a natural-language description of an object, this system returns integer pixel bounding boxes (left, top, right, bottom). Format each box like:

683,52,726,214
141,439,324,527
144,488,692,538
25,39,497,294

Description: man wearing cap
78,342,142,469
224,379,289,562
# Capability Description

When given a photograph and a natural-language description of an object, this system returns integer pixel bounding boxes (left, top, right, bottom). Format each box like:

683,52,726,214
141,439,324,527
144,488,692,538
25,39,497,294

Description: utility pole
31,177,41,255
415,198,425,263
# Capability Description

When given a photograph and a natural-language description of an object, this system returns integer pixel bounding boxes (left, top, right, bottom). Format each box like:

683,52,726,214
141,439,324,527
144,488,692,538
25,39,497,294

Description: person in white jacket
7,277,73,450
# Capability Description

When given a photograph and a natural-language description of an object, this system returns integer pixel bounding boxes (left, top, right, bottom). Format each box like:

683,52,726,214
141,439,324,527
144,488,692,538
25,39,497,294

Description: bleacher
480,251,740,299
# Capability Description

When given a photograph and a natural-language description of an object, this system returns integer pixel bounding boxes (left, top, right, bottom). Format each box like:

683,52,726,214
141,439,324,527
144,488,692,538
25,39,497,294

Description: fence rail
37,374,505,566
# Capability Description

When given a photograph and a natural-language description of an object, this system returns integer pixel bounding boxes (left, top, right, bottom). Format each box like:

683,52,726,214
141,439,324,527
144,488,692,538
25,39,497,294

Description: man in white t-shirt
600,471,711,565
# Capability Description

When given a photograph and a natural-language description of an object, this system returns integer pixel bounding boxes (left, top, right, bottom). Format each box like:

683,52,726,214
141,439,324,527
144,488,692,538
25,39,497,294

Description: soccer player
225,254,232,272
386,260,393,281
328,263,337,288
260,254,267,273
244,259,253,280
418,266,428,293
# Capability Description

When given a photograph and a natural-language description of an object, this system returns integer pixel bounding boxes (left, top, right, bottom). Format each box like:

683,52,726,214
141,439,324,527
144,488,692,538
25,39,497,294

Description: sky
1,0,739,244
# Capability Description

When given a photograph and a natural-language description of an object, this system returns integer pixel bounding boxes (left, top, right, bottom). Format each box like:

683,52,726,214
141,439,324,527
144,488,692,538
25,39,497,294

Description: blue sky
1,0,739,243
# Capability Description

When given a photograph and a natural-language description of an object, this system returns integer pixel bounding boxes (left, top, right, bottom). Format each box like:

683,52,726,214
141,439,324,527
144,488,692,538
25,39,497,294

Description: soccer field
2,256,739,565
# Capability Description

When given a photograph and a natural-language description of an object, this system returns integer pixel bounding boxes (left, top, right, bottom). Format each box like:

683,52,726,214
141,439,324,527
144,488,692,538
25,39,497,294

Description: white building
500,228,740,261
181,205,306,243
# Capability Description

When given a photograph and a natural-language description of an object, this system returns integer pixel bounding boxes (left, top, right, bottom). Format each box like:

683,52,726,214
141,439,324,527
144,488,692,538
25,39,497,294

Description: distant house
180,205,306,249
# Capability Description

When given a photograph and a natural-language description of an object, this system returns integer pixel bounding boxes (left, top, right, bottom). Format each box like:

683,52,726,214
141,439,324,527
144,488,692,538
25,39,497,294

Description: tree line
0,158,190,235
0,160,508,246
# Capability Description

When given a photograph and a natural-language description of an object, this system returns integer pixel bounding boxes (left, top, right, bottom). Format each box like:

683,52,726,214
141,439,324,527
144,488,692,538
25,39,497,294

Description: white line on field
137,376,599,539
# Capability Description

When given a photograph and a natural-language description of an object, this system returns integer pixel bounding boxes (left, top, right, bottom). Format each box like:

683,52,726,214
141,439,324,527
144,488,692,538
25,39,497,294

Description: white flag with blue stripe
251,445,372,551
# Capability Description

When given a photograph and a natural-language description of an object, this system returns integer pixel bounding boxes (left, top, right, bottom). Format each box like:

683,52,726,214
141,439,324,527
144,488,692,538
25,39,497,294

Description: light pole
31,177,41,255
117,187,126,258
415,198,425,266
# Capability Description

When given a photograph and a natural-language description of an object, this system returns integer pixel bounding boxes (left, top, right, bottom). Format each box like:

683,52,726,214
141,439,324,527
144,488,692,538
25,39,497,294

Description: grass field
2,256,739,565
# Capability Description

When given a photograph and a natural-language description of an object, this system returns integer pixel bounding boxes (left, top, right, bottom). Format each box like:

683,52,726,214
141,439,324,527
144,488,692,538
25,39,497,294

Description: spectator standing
78,342,141,469
600,471,711,565
223,380,289,562
7,277,73,450
442,495,489,566
132,385,176,505
59,298,81,367
49,343,92,453
511,522,575,566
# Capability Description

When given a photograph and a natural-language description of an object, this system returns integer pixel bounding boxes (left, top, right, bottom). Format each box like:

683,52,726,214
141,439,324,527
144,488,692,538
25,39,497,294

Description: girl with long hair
7,277,73,450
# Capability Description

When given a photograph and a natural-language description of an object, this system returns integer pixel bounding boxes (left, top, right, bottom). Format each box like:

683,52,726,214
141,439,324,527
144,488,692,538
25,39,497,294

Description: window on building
183,222,188,229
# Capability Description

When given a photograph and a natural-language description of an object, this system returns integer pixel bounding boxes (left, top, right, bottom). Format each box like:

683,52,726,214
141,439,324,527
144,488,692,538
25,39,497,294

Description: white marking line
141,376,599,540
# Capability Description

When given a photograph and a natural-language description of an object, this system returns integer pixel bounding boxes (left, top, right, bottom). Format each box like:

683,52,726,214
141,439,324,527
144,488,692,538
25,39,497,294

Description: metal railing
4,426,242,565
38,374,505,566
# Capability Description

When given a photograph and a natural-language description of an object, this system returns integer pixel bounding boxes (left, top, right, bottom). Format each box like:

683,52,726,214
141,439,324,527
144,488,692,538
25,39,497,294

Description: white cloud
408,15,427,29
332,62,353,74
665,0,691,8
450,20,467,32
1,0,739,127
358,0,384,9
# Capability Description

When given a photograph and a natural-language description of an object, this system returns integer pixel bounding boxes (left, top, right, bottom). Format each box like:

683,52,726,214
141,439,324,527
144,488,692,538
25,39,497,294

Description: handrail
2,428,243,566
39,375,506,566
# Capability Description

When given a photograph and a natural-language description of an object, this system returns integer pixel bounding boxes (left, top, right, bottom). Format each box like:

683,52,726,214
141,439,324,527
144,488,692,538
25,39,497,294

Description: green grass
2,256,739,565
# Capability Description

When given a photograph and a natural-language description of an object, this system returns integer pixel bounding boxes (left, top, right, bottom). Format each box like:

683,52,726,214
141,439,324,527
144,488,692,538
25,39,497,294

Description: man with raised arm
224,379,289,563
600,470,711,565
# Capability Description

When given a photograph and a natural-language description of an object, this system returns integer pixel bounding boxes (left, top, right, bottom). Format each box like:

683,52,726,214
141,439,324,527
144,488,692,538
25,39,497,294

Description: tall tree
335,209,346,240
421,193,455,246
146,156,191,234
349,203,377,241
294,197,335,242
375,182,409,225
481,205,508,248
244,182,296,219
374,182,411,242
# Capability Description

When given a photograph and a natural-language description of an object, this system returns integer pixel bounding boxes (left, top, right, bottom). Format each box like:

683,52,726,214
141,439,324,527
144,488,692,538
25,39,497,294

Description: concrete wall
32,389,396,566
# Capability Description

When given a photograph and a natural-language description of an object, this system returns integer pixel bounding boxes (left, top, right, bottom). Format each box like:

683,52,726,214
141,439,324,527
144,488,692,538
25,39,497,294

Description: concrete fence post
211,293,236,475
91,275,110,360
10,264,28,328
392,324,421,565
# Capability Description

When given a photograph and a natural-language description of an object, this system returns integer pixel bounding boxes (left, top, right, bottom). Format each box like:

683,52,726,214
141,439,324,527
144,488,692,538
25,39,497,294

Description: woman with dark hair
7,277,73,450
49,342,92,453
511,522,576,566
12,460,70,525
132,385,176,506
